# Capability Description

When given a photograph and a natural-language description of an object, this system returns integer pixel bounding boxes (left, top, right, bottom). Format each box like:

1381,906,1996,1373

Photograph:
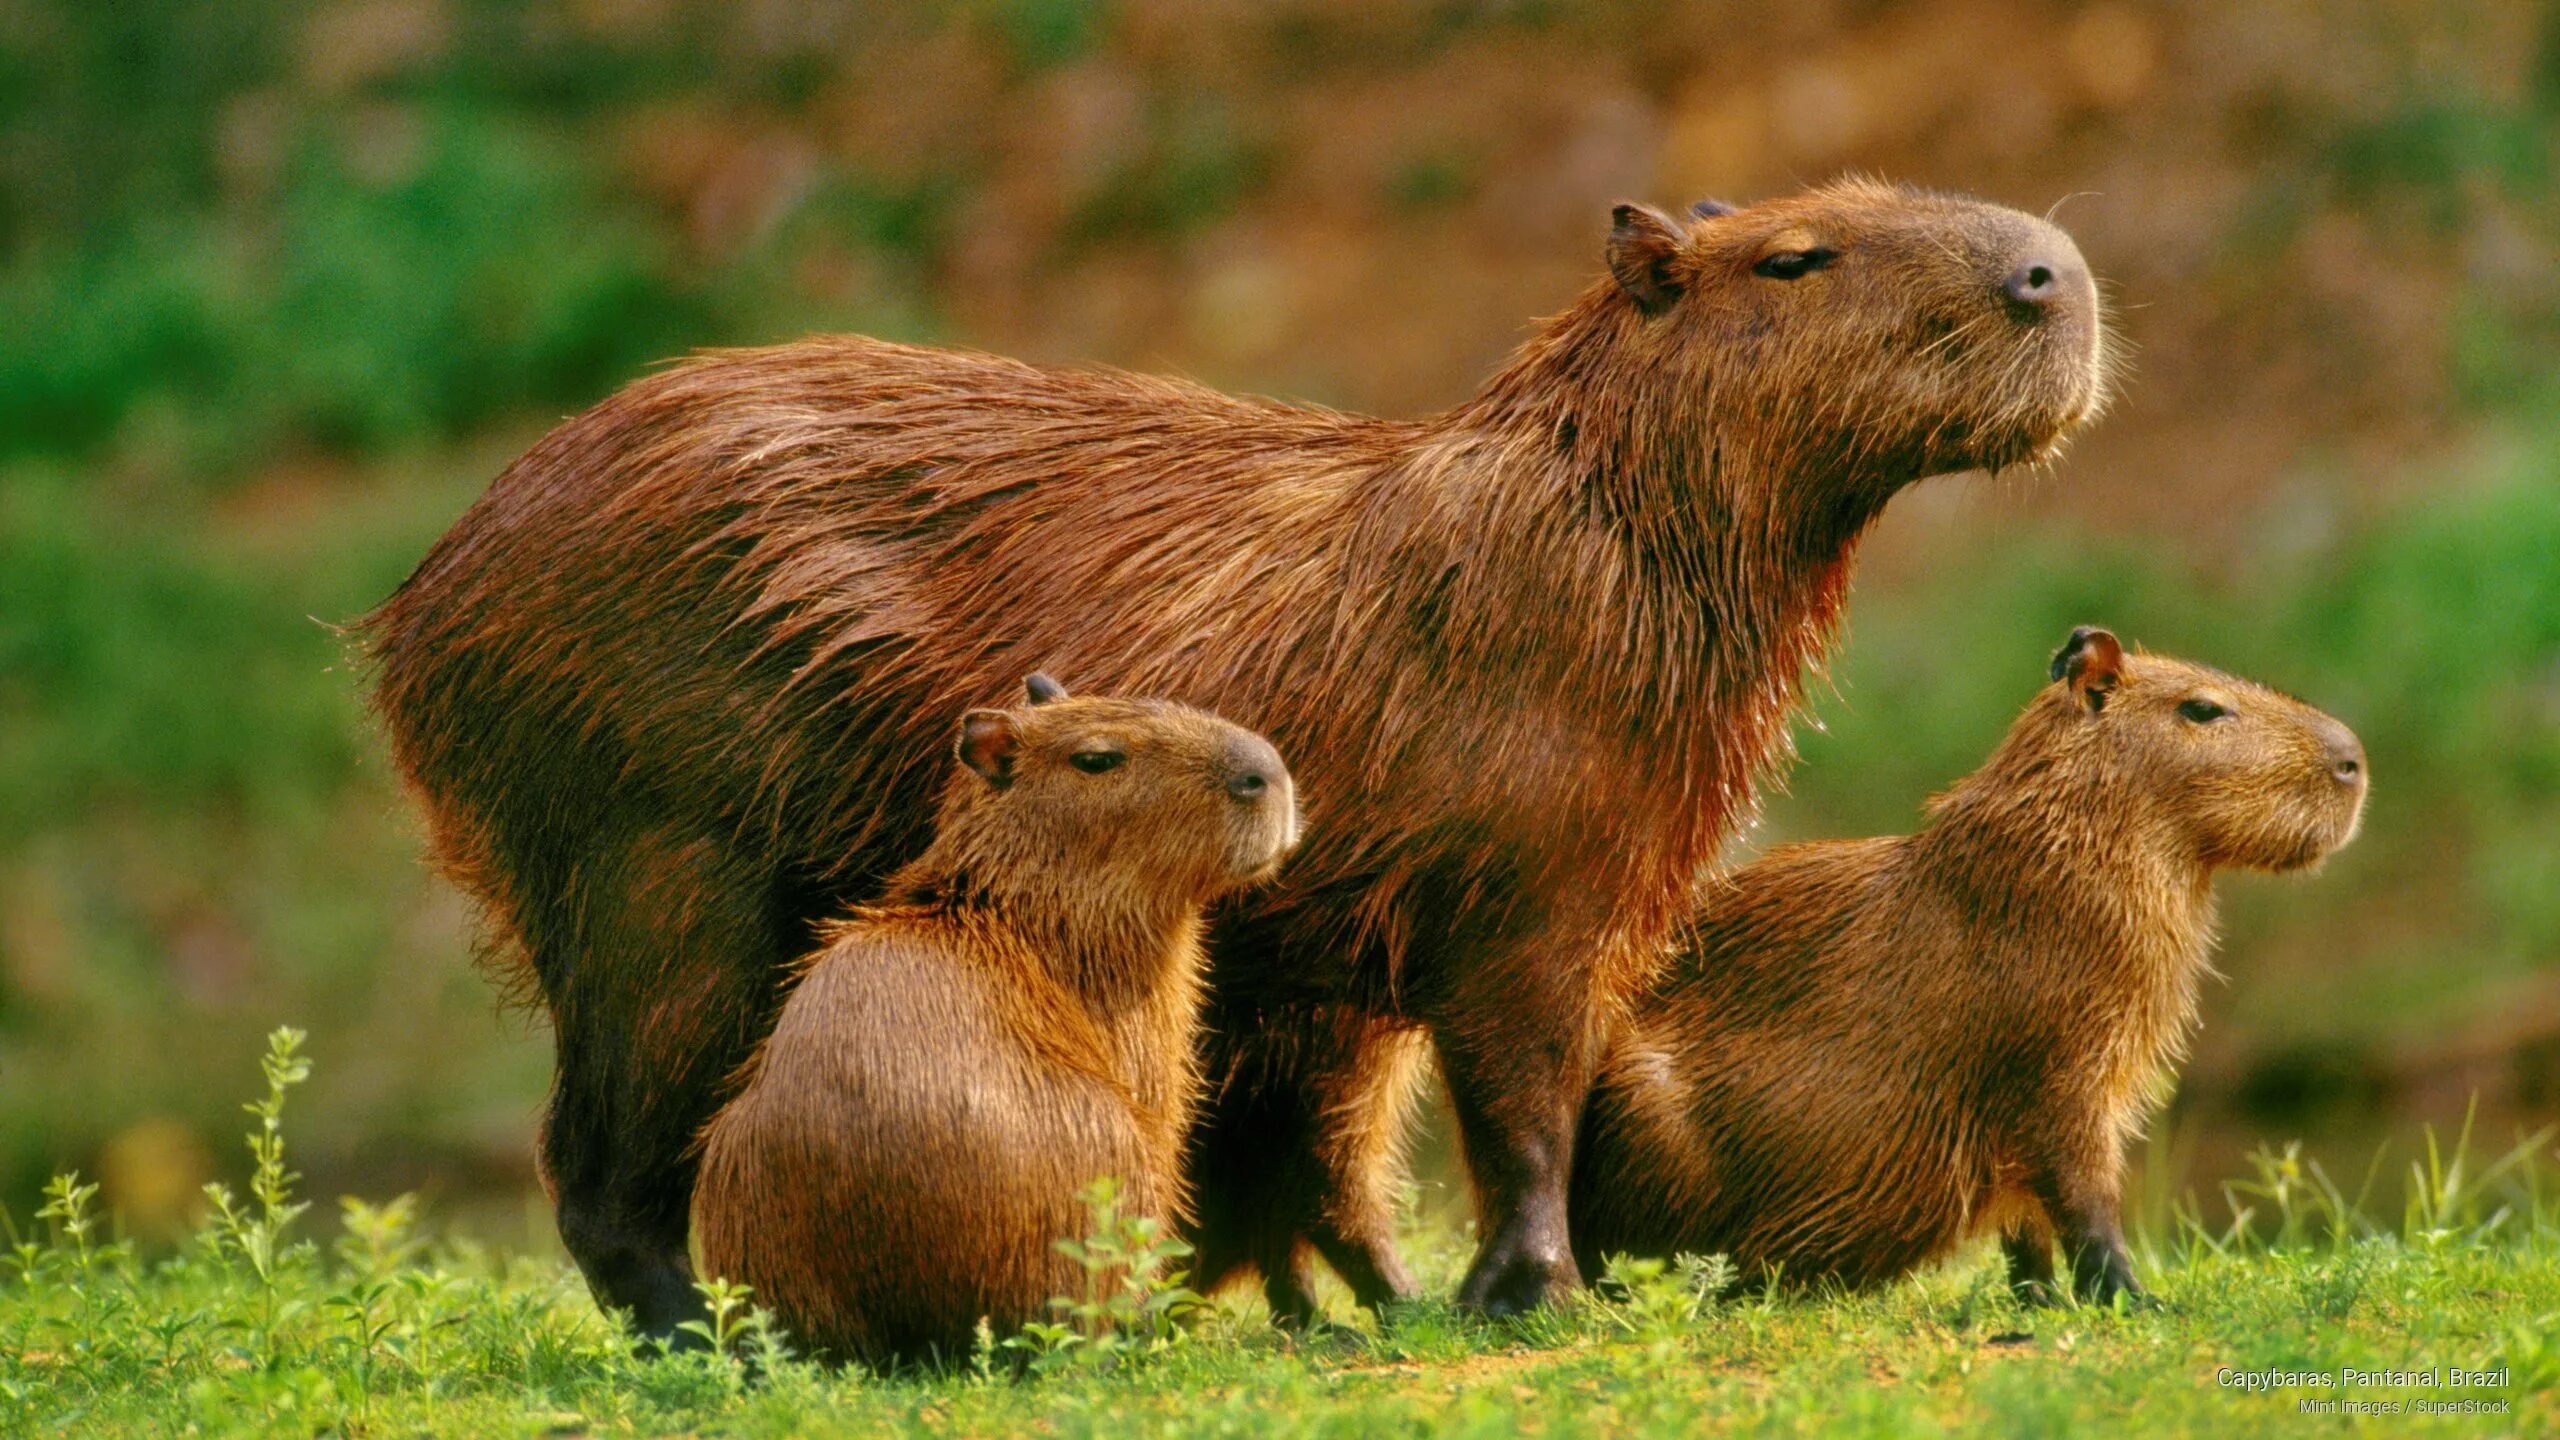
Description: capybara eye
2177,699,2230,724
1069,749,1127,775
1753,247,1838,280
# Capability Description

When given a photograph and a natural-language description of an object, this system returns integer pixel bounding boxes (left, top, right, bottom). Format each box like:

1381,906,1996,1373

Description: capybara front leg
531,816,803,1347
2024,1161,2143,1307
1434,1007,1591,1317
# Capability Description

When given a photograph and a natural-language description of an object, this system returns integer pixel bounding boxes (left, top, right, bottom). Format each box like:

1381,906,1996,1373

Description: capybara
694,676,1298,1365
1571,628,2368,1302
363,177,2110,1336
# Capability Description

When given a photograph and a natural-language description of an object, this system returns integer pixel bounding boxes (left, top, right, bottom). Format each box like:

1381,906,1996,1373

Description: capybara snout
1614,181,2110,478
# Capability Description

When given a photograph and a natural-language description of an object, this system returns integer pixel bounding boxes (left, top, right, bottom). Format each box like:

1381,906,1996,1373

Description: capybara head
1599,178,2108,483
933,674,1300,902
2029,626,2367,871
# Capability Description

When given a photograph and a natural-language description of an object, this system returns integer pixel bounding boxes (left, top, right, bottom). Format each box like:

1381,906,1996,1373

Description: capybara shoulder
694,678,1296,1367
1574,628,2365,1302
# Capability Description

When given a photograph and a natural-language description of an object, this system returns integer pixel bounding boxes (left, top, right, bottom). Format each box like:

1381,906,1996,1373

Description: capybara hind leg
533,817,801,1346
1432,974,1596,1316
1302,1022,1429,1310
541,1094,709,1349
1189,1012,1423,1320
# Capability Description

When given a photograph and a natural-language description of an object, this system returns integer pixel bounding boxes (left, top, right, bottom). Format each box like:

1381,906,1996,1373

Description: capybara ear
1024,673,1069,706
958,710,1019,788
1689,198,1737,219
1608,202,1687,316
2050,626,2125,714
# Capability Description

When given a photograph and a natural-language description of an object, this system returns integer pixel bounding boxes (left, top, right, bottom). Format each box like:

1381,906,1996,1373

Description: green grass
6,1032,2557,1438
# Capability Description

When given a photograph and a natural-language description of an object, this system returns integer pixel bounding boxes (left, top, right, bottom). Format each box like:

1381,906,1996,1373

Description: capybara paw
1455,1245,1577,1318
618,1270,714,1352
2010,1278,2061,1309
2077,1266,2149,1311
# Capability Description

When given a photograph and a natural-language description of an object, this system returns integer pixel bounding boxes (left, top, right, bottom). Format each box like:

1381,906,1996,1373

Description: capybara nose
2002,257,2080,312
1222,735,1290,804
2321,724,2367,786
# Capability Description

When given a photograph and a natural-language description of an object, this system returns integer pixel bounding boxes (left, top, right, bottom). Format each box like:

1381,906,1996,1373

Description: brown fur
362,177,2108,1335
1571,629,2368,1302
693,681,1296,1366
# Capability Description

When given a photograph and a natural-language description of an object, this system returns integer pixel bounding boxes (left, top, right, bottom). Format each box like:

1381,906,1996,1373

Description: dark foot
2072,1255,2147,1310
2010,1278,2060,1309
1262,1266,1322,1330
1455,1237,1577,1317
583,1245,712,1351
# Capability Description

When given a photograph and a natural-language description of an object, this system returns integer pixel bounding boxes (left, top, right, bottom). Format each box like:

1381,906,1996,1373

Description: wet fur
363,177,2109,1332
1571,640,2366,1301
693,692,1294,1366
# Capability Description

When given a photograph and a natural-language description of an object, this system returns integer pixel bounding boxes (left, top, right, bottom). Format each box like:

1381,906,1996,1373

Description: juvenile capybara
1571,628,2368,1302
363,177,2110,1336
694,676,1297,1365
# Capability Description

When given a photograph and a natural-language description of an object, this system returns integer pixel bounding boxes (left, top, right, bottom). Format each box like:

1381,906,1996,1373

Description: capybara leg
544,1100,708,1349
1259,1242,1321,1329
1189,1011,1426,1320
531,816,802,1347
1434,1014,1589,1317
2000,1224,2059,1306
1185,1045,1323,1312
2059,1215,2142,1305
2024,1168,2142,1306
1304,1022,1429,1311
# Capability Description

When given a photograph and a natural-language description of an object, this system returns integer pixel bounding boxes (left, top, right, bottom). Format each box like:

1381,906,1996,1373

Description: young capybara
363,177,2111,1337
694,676,1298,1365
1571,628,2368,1302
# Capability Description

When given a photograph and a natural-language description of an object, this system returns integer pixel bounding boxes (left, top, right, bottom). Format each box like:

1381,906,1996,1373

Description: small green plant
1005,1176,1203,1373
675,1273,795,1376
1594,1251,1736,1346
200,1026,313,1283
197,1025,314,1363
32,1173,103,1281
2403,1101,2554,1247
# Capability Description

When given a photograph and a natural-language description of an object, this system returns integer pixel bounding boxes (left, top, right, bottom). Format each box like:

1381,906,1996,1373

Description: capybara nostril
2327,732,2366,785
2003,260,2067,310
1222,735,1289,804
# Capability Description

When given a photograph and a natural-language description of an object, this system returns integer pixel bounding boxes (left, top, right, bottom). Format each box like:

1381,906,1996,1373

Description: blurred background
2,0,2554,1257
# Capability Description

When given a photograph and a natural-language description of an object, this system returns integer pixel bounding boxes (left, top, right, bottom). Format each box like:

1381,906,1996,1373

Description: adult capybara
364,177,2110,1338
1572,628,2367,1302
694,677,1296,1366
